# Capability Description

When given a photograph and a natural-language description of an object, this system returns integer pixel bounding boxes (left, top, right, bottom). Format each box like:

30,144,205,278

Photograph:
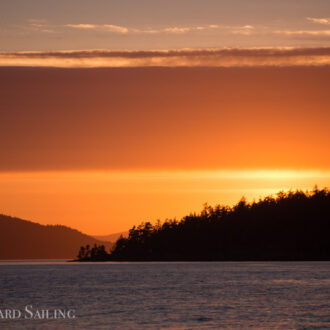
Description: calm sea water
0,261,329,329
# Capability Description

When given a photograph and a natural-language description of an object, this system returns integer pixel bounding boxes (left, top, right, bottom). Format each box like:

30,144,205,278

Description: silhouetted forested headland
76,187,330,261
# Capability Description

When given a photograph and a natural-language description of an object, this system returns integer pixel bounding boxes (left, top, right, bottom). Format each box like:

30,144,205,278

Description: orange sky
1,170,330,235
1,66,329,171
0,64,329,234
1,2,330,235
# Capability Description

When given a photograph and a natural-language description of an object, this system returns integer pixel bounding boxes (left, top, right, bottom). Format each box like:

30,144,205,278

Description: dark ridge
0,215,112,259
93,231,128,243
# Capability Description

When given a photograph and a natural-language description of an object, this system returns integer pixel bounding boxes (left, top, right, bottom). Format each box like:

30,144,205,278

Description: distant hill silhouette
77,187,330,261
0,215,112,259
93,231,128,243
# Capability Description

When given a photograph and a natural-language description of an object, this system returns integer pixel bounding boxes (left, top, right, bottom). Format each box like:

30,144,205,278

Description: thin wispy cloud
307,17,330,25
62,23,254,35
19,18,330,45
163,27,192,34
275,30,330,38
231,25,255,35
104,25,129,34
65,24,129,34
30,23,45,28
27,19,56,33
1,47,330,68
162,24,230,34
65,24,97,29
22,20,258,37
63,23,224,34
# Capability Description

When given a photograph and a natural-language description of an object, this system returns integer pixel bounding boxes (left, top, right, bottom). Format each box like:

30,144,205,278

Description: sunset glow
0,0,329,237
1,170,329,234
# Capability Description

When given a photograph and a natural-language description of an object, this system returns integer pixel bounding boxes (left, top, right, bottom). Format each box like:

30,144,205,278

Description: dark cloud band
1,47,330,67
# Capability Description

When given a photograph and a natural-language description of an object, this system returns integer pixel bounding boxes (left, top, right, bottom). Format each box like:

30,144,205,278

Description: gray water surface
0,261,329,329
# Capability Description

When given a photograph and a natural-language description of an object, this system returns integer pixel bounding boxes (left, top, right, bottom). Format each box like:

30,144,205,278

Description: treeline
76,187,330,261
77,244,109,261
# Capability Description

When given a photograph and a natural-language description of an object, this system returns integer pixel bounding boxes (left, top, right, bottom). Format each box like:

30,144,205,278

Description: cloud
27,19,55,33
231,26,255,35
40,29,56,33
65,23,128,34
157,24,254,35
242,25,254,29
30,23,45,28
103,25,129,34
307,17,330,25
162,24,229,34
163,27,192,33
274,29,330,41
63,23,228,35
1,47,330,68
65,23,160,34
25,21,257,36
276,30,330,36
65,24,97,29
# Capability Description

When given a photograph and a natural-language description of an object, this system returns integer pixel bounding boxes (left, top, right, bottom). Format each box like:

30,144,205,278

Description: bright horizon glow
0,169,329,235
